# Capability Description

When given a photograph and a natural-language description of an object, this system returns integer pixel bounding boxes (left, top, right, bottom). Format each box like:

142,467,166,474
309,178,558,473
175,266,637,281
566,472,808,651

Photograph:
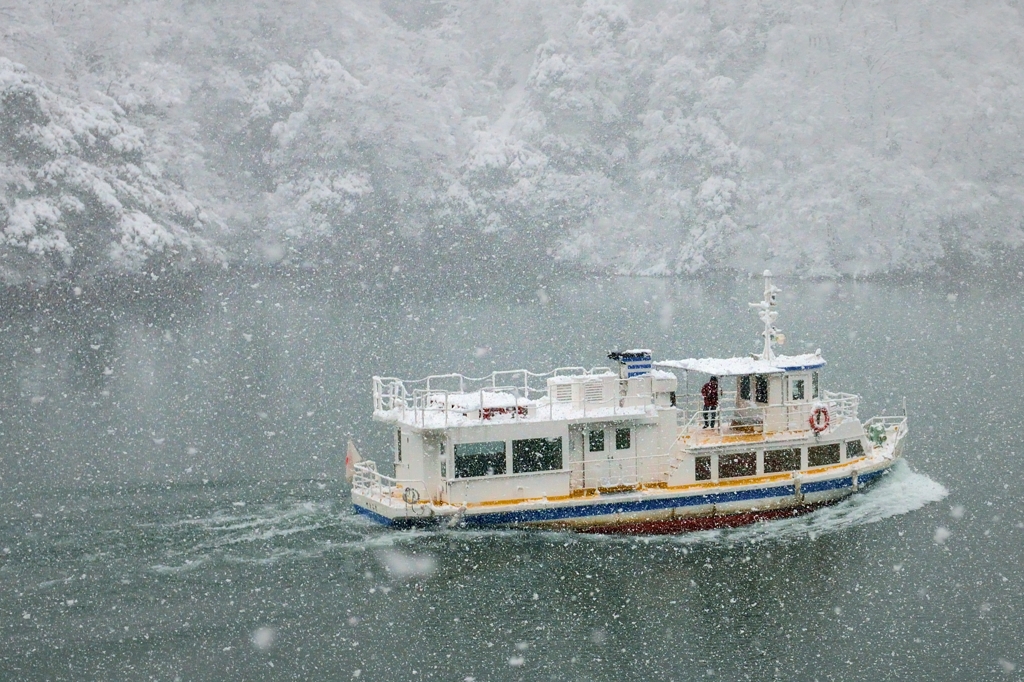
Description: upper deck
372,365,678,430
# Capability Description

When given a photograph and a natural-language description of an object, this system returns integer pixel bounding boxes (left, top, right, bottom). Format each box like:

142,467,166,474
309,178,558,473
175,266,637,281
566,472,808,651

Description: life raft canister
809,405,830,433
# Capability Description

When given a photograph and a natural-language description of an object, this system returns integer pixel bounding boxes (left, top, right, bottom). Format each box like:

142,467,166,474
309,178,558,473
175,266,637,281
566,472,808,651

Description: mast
749,270,783,361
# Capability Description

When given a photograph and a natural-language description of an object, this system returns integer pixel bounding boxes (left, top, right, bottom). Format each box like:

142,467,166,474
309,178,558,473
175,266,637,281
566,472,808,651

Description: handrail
568,448,676,490
352,461,424,501
372,367,674,427
822,391,859,424
862,415,907,430
373,367,614,414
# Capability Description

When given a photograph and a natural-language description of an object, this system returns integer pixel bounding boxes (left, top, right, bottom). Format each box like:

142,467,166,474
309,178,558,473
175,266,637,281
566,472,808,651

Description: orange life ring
809,406,830,433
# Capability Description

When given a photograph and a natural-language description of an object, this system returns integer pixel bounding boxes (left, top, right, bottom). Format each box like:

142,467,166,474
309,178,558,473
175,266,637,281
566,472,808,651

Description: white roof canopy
655,353,825,377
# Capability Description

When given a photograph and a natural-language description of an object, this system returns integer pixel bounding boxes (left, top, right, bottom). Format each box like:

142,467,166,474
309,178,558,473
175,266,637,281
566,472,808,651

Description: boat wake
149,498,405,574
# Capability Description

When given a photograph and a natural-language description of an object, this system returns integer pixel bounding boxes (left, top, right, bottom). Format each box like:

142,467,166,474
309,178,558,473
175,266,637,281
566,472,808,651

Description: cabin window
720,452,756,478
441,459,447,478
764,448,800,473
755,375,769,404
695,456,712,481
846,439,865,459
808,443,841,467
739,375,751,400
615,428,631,450
812,371,820,398
396,429,403,462
791,378,805,401
589,429,605,452
454,441,506,478
513,437,563,473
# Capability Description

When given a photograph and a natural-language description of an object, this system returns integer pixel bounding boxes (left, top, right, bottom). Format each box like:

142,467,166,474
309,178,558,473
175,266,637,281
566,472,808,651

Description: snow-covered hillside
2,0,1023,283
0,58,224,285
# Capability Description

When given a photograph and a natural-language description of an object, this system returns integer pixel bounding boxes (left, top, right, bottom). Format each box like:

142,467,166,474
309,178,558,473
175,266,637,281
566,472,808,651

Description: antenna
748,270,782,360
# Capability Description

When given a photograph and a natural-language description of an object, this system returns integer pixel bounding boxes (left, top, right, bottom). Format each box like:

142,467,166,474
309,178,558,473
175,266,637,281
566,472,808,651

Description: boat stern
351,460,459,528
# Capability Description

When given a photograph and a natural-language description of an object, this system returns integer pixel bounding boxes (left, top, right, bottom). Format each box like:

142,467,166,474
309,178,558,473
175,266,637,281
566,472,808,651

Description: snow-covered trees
1,0,1023,283
0,59,223,285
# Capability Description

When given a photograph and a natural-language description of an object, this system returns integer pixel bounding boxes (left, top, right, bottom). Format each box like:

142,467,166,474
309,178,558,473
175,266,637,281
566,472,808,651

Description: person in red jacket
701,376,719,428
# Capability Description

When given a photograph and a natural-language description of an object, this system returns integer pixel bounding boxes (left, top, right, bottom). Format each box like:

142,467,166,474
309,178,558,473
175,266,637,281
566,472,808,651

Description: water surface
1,273,1020,680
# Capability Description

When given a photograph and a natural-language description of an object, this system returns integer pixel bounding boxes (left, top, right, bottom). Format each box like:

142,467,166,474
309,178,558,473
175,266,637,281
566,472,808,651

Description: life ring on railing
402,487,420,505
809,406,830,433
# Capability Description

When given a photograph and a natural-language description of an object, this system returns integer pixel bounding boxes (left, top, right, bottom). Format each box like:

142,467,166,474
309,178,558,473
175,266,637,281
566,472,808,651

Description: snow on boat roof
654,353,826,376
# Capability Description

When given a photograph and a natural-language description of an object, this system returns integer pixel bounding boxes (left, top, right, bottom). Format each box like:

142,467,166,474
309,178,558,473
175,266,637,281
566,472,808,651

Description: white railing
353,461,422,502
567,449,677,491
822,391,859,424
862,415,906,431
677,394,767,437
373,367,669,426
673,389,860,436
374,367,609,411
862,414,907,446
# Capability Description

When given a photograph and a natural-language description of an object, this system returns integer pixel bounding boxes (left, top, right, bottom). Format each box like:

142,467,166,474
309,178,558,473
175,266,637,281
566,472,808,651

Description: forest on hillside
2,0,1023,285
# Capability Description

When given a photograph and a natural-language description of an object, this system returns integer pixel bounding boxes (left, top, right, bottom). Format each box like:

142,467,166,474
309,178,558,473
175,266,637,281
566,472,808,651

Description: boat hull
352,460,895,534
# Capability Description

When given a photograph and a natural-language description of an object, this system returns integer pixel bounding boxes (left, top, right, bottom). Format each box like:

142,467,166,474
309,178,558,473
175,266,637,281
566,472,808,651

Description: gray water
0,273,1020,681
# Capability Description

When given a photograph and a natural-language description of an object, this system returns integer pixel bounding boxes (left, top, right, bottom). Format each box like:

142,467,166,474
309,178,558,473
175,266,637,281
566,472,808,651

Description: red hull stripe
564,502,833,535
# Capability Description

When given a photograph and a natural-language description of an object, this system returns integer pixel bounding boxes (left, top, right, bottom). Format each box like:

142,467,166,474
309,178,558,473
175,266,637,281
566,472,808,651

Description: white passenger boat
351,271,907,533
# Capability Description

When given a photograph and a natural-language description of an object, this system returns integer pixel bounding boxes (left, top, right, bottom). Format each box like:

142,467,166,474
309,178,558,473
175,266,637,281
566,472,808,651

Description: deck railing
678,402,767,437
673,389,860,437
373,367,667,426
567,450,677,491
352,461,422,501
822,391,859,424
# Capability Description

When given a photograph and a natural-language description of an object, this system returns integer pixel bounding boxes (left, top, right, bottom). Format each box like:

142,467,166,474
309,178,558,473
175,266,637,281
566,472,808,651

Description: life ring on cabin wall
809,406,830,433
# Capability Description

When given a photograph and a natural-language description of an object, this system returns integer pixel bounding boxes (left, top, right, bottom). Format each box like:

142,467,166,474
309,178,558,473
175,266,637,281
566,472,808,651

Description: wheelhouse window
846,439,865,459
791,378,805,401
454,441,506,478
396,429,402,462
764,448,800,473
808,443,840,467
739,375,751,401
720,452,756,478
512,437,563,473
615,428,631,450
695,456,712,481
755,375,769,404
812,371,820,398
589,429,605,452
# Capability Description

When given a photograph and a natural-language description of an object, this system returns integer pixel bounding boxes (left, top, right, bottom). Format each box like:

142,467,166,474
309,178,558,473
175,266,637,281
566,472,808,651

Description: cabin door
608,426,637,487
584,428,609,488
584,426,637,488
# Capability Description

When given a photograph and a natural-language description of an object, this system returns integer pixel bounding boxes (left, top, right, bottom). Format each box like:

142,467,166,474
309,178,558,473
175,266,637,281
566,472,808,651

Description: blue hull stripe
354,505,395,526
356,466,892,528
466,484,797,526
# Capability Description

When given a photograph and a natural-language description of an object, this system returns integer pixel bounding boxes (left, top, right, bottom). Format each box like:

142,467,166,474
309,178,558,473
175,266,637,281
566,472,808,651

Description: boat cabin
371,351,681,505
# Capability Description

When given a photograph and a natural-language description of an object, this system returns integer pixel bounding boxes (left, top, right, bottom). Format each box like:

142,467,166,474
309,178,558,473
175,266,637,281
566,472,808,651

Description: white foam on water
148,499,425,573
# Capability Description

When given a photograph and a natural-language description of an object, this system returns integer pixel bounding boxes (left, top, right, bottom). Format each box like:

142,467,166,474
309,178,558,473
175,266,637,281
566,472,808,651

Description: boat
351,271,907,533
